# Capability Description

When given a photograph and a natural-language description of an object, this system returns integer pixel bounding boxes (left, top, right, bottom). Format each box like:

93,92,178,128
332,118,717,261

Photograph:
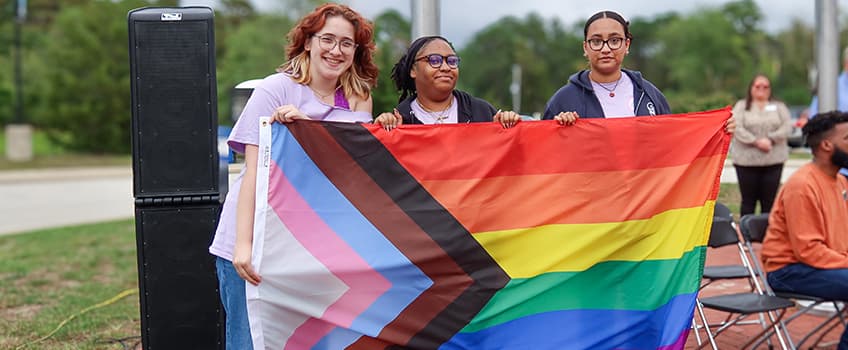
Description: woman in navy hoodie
543,11,668,123
543,10,734,133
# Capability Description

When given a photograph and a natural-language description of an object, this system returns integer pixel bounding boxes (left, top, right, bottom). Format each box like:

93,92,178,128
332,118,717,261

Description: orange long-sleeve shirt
762,163,848,272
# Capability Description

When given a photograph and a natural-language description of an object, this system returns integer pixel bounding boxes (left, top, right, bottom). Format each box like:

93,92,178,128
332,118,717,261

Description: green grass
718,183,742,218
0,220,140,350
788,148,812,160
0,128,130,170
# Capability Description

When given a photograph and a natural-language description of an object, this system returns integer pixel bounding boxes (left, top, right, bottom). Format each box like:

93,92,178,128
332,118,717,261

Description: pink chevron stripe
267,164,392,349
656,329,688,350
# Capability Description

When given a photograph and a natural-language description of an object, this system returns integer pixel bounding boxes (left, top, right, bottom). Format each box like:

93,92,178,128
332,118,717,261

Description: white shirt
592,73,635,118
410,97,459,124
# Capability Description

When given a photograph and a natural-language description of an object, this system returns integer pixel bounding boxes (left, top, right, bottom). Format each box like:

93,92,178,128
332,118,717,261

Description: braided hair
390,35,455,103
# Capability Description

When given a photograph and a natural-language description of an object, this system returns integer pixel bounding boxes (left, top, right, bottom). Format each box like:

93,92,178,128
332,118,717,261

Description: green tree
773,19,814,105
32,0,151,153
216,13,292,124
654,8,752,111
371,9,410,115
460,13,583,115
627,12,679,90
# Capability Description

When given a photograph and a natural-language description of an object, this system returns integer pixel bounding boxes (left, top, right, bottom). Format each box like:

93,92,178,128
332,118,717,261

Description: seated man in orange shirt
762,111,848,350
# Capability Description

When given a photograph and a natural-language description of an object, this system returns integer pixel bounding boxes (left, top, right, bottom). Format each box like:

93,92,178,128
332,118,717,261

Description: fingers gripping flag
247,108,731,350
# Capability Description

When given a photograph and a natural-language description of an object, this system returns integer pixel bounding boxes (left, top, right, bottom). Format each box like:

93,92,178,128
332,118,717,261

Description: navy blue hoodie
542,69,671,119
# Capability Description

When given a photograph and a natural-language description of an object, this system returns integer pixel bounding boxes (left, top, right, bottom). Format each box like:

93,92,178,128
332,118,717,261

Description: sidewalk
0,165,243,236
0,166,134,236
720,157,807,184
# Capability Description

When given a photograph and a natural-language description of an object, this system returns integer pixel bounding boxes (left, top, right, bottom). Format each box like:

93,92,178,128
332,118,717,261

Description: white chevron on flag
247,206,349,350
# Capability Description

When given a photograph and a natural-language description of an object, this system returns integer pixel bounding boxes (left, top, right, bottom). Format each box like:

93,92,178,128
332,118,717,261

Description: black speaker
129,7,224,350
129,7,219,198
135,204,223,349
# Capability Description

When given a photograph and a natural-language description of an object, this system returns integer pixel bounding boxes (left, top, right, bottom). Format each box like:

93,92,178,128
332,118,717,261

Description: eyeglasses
312,34,357,53
415,54,461,69
585,37,625,51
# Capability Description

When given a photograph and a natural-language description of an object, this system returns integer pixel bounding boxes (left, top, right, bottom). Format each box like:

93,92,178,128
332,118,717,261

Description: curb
0,164,244,183
0,166,132,183
0,160,805,184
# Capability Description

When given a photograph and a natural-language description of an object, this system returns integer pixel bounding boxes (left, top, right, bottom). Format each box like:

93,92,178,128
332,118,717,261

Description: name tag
764,104,778,112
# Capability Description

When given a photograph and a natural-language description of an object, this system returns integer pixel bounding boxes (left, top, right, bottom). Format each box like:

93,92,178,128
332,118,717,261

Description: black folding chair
740,214,848,350
694,208,794,349
693,203,765,347
701,203,757,291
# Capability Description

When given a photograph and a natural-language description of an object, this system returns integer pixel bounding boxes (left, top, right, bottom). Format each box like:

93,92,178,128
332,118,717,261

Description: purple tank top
334,88,350,109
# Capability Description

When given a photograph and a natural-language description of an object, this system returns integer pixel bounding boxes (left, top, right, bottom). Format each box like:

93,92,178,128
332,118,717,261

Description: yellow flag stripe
473,202,713,278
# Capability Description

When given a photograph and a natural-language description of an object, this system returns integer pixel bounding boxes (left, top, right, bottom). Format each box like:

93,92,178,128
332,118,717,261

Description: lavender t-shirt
209,73,371,260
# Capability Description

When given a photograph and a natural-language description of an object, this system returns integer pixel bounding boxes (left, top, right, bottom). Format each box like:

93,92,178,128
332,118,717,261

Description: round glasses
313,34,357,54
415,54,461,69
585,37,625,51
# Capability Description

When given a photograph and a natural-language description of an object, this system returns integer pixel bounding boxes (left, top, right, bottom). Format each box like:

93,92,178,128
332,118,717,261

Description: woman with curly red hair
208,4,377,348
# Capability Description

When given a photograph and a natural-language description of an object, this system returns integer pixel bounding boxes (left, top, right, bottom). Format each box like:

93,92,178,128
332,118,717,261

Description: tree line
0,0,838,153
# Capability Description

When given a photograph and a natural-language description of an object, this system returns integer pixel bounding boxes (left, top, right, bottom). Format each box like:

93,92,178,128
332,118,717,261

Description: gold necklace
311,85,338,100
418,98,453,123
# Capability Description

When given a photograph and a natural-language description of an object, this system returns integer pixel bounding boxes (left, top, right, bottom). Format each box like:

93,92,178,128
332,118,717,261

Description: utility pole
14,0,24,124
7,0,32,162
816,0,839,113
411,0,439,39
510,63,522,113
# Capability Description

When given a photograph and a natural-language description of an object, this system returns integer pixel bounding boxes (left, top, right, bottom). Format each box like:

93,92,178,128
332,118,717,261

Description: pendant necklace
595,77,621,98
419,98,453,124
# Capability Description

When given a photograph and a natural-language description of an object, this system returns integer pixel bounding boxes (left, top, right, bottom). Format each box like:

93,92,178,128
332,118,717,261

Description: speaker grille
136,205,222,349
131,20,217,197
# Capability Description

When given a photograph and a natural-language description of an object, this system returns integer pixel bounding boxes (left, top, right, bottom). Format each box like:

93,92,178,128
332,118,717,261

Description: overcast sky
181,0,841,48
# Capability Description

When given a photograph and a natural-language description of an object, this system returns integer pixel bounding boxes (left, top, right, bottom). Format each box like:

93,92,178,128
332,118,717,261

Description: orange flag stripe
419,154,723,233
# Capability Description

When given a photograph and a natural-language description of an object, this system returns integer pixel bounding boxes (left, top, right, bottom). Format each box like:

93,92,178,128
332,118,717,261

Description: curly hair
390,36,454,103
277,3,378,100
803,111,848,150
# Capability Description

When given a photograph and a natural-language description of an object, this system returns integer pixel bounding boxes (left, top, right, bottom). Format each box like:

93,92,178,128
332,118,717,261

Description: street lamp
6,0,32,162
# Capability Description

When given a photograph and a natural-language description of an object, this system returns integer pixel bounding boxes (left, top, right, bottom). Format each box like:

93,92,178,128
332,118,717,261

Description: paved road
0,167,134,236
0,160,808,236
719,158,806,184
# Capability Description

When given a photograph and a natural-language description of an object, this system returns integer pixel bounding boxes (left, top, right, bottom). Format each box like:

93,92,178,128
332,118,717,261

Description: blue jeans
216,257,253,350
768,263,848,350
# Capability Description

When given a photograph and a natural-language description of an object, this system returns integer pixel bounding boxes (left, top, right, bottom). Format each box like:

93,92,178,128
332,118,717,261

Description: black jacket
396,90,497,124
542,69,671,119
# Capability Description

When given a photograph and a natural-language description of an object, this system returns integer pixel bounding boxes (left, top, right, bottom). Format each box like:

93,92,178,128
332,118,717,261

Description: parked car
787,105,807,148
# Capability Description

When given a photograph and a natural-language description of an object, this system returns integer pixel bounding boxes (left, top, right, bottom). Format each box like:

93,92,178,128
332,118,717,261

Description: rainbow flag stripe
246,108,730,350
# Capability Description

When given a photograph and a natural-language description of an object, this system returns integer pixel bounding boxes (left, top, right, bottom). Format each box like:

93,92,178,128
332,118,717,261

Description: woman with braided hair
374,35,520,130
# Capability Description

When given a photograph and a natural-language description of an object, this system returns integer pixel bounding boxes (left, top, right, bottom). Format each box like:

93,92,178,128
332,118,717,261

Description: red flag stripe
367,108,731,180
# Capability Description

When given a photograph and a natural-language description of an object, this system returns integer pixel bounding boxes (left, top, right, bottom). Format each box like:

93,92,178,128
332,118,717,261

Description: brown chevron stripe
284,122,509,349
